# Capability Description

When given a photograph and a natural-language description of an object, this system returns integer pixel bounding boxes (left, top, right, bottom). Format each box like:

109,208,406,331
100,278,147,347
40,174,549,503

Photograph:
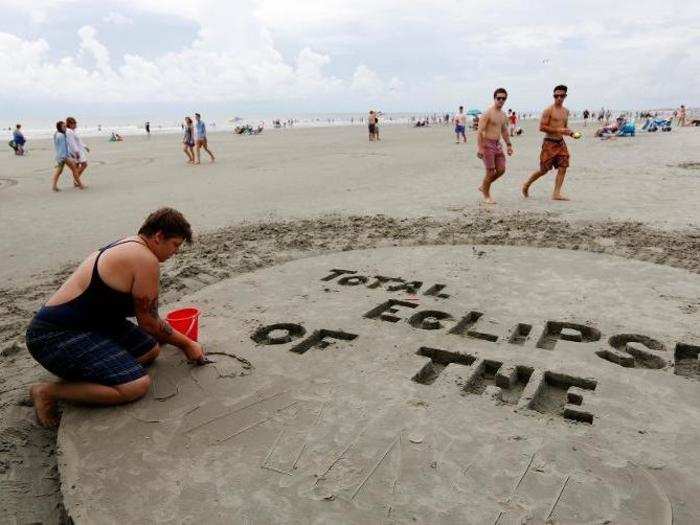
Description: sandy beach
2,121,699,286
1,121,699,523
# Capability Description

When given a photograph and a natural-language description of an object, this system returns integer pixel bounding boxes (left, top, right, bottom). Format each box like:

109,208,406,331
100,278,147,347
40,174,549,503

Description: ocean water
2,108,679,142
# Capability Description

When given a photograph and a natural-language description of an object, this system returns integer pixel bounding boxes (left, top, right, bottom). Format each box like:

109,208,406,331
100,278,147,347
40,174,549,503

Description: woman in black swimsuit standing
26,208,204,427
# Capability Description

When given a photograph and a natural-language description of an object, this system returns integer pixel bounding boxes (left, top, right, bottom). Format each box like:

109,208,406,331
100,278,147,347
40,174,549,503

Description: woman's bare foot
478,187,496,204
552,194,570,201
30,384,59,428
52,187,61,192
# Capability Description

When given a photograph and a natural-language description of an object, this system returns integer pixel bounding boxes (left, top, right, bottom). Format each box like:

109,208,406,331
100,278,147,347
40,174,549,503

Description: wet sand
1,121,699,522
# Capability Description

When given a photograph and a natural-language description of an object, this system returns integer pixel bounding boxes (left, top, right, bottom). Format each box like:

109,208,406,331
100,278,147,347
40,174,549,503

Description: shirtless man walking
476,88,513,204
453,106,467,143
522,84,573,201
368,110,378,141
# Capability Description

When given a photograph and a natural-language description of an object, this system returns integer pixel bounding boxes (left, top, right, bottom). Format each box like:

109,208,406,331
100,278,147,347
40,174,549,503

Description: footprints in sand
0,178,18,190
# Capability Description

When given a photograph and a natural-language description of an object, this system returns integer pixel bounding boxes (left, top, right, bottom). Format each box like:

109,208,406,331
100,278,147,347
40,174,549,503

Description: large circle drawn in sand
109,156,156,167
0,178,18,190
31,161,106,174
58,246,700,523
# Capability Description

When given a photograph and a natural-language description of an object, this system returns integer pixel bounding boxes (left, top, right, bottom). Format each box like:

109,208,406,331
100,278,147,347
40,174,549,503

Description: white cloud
351,65,382,95
102,12,134,25
0,0,697,111
77,25,113,75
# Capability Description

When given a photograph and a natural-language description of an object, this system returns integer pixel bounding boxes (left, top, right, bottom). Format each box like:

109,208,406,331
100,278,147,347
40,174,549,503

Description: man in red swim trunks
476,87,513,204
522,84,573,201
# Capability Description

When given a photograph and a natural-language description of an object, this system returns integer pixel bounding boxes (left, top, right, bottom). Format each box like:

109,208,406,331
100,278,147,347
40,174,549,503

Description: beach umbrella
466,108,481,116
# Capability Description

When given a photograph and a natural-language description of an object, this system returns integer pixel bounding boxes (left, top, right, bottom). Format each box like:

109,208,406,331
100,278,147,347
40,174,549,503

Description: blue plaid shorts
26,318,155,386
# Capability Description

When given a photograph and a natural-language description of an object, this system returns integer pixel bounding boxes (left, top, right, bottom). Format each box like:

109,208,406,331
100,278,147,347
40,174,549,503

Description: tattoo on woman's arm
134,296,173,338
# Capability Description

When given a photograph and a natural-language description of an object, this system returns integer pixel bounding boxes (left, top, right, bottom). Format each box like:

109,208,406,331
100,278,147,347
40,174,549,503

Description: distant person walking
453,106,467,143
583,109,590,127
182,117,195,163
52,121,84,192
522,84,573,201
66,117,90,179
194,113,215,163
10,124,26,155
678,105,687,127
508,110,518,136
368,110,378,141
145,121,151,136
476,88,513,204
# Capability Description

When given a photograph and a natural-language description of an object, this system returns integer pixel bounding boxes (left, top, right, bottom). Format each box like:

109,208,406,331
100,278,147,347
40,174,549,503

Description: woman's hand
184,341,205,362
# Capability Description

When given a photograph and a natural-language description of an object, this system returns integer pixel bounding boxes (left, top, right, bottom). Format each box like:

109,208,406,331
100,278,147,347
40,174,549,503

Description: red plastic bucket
165,307,201,341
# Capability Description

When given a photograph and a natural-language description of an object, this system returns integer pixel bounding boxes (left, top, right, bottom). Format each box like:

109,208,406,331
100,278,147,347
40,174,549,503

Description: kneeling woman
27,208,204,426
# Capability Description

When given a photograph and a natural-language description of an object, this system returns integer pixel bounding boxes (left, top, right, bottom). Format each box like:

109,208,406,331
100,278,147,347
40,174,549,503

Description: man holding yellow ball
522,84,577,201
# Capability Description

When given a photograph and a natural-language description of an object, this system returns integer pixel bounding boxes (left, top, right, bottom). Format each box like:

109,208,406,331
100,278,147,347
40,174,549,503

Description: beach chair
617,122,635,137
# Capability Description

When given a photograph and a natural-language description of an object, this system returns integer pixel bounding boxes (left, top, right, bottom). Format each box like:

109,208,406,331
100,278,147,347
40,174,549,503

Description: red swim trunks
540,138,570,172
481,139,506,171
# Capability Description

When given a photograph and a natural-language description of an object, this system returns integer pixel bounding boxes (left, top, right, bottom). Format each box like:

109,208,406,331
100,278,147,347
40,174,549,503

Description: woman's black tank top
35,239,145,329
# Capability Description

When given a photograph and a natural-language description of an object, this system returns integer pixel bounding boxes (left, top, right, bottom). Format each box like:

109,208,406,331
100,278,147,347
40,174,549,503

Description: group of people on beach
476,84,574,204
22,88,574,426
18,84,692,430
52,117,89,192
182,113,215,164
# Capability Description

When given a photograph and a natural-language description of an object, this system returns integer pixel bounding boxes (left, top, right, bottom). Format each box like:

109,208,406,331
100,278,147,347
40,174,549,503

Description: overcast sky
1,0,698,120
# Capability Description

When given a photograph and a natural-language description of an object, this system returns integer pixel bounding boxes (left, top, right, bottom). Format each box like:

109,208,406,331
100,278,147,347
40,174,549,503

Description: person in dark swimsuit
26,208,204,427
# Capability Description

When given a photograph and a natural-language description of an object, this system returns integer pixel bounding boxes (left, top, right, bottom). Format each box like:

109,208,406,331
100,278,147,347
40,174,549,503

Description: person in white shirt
65,116,90,179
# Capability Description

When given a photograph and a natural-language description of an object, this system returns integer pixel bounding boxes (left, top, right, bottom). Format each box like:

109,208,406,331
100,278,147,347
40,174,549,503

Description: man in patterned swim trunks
522,84,573,201
476,88,513,204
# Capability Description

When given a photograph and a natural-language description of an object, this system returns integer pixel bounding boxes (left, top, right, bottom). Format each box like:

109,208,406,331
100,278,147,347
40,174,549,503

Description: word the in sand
412,346,597,424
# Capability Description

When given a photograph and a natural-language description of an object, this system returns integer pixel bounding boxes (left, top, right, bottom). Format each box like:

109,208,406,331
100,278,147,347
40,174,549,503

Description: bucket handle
183,313,198,338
